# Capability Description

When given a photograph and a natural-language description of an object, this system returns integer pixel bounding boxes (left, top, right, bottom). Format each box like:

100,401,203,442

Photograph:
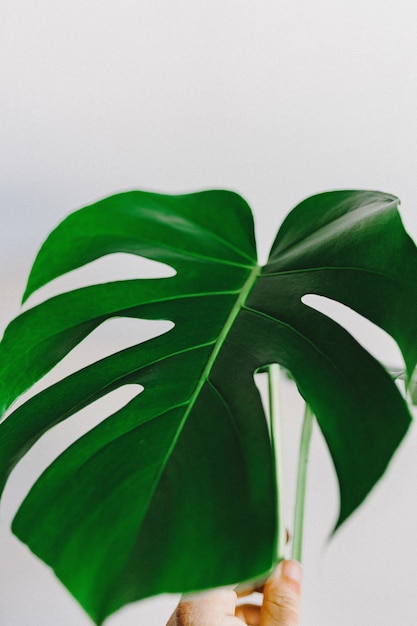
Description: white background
1,1,417,624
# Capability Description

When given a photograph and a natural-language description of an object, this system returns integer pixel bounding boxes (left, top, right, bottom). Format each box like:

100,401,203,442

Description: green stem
267,363,286,563
292,403,314,562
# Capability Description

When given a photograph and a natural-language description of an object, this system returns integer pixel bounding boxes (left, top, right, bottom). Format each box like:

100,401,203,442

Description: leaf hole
6,317,174,416
302,294,403,372
0,385,141,524
23,253,176,310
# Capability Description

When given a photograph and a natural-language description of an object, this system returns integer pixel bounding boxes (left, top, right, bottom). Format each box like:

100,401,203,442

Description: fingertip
280,560,302,585
267,560,302,587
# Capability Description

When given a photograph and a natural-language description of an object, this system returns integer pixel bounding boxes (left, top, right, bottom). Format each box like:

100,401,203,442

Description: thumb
261,560,302,626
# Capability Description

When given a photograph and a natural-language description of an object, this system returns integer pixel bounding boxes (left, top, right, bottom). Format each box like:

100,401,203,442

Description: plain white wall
1,1,417,624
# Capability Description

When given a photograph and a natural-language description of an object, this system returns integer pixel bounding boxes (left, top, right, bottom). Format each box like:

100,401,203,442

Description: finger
235,602,261,625
261,560,302,626
166,588,239,626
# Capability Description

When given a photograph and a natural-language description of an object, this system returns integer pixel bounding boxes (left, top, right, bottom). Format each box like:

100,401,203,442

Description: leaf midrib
98,263,262,616
147,262,260,472
171,263,261,440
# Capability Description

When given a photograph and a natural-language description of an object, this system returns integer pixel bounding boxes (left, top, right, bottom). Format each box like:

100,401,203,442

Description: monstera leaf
1,189,417,623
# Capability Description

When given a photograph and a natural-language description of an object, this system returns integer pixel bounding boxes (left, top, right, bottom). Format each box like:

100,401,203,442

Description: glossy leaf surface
0,189,416,624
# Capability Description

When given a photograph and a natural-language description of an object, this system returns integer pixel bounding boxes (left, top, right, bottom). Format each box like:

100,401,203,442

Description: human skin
166,560,302,626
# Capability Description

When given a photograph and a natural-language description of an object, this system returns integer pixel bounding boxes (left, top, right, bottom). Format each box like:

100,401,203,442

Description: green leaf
0,189,416,623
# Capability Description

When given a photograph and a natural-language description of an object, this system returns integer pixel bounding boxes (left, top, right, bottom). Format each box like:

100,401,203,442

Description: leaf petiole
292,403,314,562
267,363,286,563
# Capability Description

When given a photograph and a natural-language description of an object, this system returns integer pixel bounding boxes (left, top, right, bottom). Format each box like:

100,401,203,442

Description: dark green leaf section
12,356,274,623
258,190,417,525
0,190,273,624
0,306,224,492
236,303,410,527
0,189,416,623
23,189,257,301
267,190,417,377
0,267,247,415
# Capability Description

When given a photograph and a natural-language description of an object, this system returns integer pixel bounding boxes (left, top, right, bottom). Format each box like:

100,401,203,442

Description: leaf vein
243,305,344,380
262,266,402,285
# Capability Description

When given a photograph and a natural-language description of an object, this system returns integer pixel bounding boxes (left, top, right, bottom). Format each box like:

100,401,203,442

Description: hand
166,560,302,625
